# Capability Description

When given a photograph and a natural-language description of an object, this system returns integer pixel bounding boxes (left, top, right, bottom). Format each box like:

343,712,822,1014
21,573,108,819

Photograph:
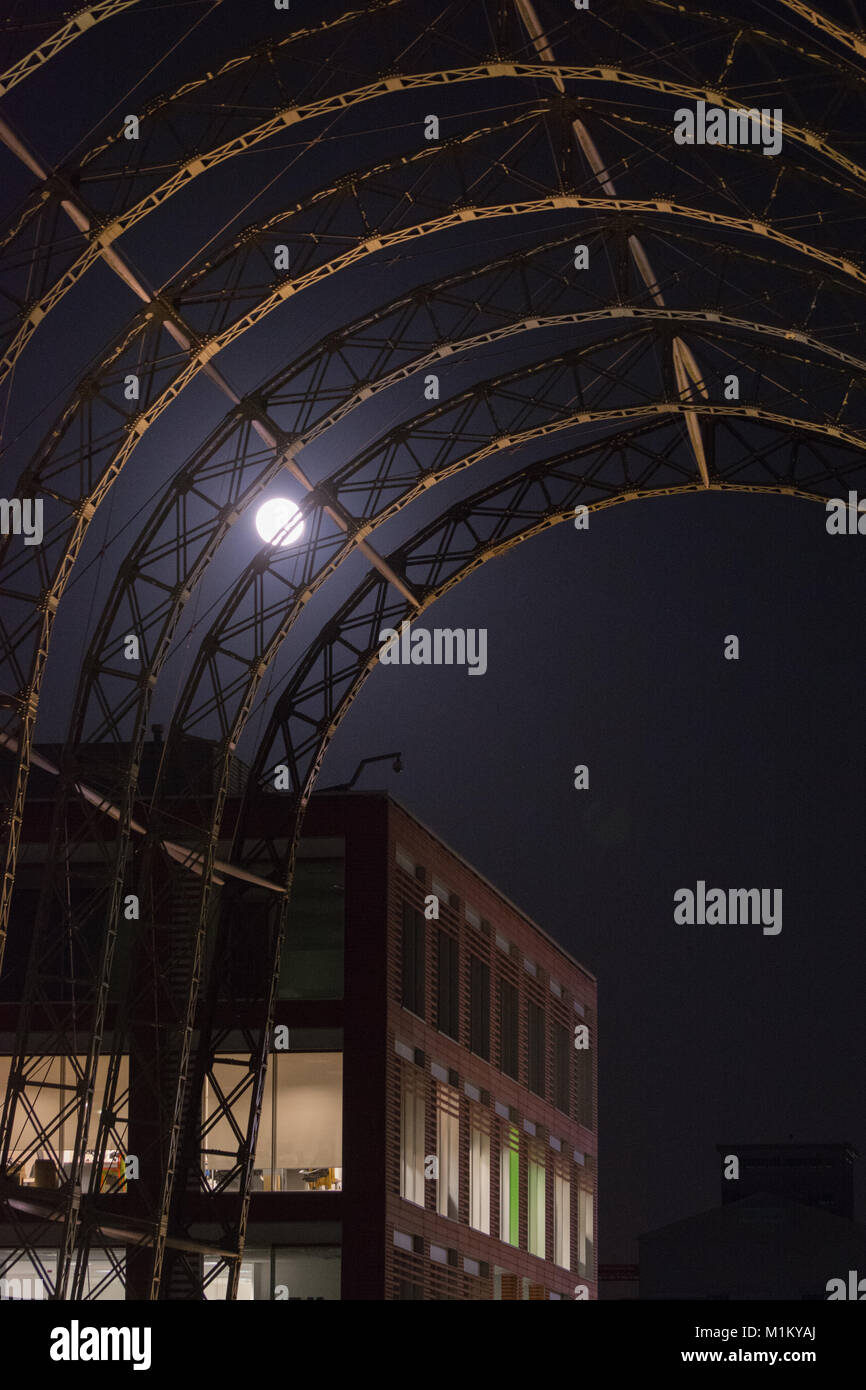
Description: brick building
382,796,597,1299
1,774,597,1300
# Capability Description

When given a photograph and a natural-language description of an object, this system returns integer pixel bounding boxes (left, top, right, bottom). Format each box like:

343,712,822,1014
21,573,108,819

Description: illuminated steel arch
5,170,865,955
3,0,866,378
3,63,864,383
154,441,849,1298
12,220,866,1293
8,388,863,1296
1,0,866,1299
4,0,866,949
0,2,144,100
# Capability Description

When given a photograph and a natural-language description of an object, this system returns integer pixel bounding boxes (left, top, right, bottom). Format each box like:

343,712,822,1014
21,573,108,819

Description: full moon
255,497,304,547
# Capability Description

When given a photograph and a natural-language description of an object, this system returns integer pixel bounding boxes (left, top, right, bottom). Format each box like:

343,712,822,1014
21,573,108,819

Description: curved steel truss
1,0,864,1298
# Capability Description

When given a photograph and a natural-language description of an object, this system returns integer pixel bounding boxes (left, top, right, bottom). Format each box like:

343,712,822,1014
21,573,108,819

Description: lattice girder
6,165,866,963
3,27,866,384
163,421,849,1294
3,0,866,1299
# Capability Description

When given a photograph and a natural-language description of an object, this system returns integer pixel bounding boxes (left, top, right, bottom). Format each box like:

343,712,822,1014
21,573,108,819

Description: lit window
400,1069,425,1206
554,1171,571,1269
0,1054,129,1194
436,1084,459,1220
273,1052,342,1192
578,1187,594,1277
205,1050,342,1193
528,1145,546,1259
470,1120,490,1234
499,1125,520,1247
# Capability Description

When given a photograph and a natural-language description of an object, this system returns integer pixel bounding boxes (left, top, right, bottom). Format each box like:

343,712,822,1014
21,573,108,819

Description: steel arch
5,180,865,960
2,0,866,1301
3,50,866,381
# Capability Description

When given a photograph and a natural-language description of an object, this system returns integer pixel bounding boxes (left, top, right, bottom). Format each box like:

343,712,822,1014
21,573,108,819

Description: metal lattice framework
1,0,865,1298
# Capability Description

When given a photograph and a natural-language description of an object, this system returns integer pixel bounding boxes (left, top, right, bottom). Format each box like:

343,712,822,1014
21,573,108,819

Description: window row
0,1244,341,1302
391,1238,578,1300
0,1050,343,1197
395,846,586,1006
398,1068,594,1277
400,901,593,1127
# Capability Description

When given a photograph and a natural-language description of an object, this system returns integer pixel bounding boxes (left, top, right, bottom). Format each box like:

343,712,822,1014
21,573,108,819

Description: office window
0,1054,129,1193
469,955,490,1060
554,1171,571,1269
553,1023,570,1114
272,1245,341,1301
527,1001,545,1097
205,1050,342,1194
499,1125,520,1247
400,1069,425,1206
499,978,519,1079
578,1187,594,1277
278,852,345,999
401,902,425,1018
272,1052,342,1192
0,1249,125,1302
470,1119,491,1234
436,1084,460,1220
528,1144,546,1260
575,1016,593,1129
436,929,459,1040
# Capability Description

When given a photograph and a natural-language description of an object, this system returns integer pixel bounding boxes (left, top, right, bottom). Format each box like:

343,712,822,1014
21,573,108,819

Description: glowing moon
255,497,304,547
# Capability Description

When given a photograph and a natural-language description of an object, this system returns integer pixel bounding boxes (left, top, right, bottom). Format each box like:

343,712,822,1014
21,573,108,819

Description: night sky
1,0,865,1274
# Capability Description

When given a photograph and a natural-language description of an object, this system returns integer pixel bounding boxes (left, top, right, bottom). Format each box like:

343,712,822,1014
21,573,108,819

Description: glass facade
203,1049,343,1192
0,1055,129,1193
204,1243,341,1301
278,853,345,1000
0,1250,125,1300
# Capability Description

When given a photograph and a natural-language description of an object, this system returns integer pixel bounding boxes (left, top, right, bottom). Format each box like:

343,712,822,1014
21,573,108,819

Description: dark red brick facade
382,799,597,1300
